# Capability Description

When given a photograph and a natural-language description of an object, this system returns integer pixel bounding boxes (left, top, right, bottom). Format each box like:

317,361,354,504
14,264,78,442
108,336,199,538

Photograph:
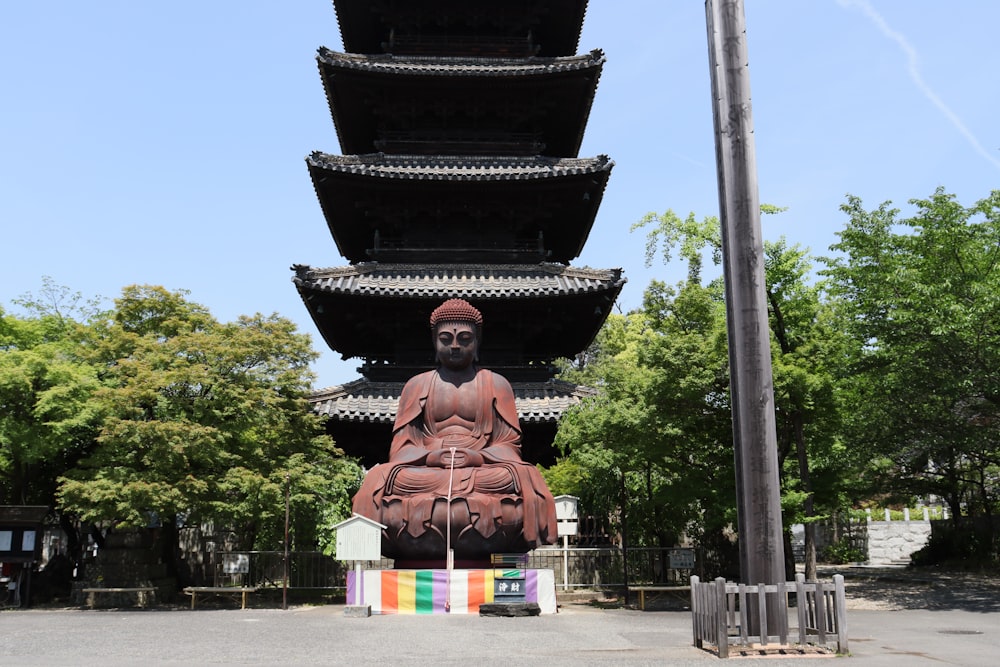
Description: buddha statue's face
434,321,478,371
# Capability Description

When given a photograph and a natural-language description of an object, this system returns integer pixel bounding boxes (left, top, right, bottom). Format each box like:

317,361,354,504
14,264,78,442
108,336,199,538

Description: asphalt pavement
2,602,998,666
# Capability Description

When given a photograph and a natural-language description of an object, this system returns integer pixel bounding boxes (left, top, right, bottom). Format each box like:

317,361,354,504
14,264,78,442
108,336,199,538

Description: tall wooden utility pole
705,0,786,599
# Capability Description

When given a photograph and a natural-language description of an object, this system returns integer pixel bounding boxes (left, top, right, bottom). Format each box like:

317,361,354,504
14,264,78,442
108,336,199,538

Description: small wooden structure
691,574,848,658
553,495,578,590
554,495,579,537
334,514,385,616
0,505,48,607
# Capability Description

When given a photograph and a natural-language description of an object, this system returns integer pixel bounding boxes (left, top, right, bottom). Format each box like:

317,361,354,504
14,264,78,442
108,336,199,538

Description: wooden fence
690,573,848,658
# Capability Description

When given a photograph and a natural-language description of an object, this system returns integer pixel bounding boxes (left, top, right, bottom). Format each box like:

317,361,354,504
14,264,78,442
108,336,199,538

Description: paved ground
2,567,998,666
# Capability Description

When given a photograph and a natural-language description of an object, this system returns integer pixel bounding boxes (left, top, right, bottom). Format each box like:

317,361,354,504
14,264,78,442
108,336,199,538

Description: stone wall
865,520,932,565
791,515,932,566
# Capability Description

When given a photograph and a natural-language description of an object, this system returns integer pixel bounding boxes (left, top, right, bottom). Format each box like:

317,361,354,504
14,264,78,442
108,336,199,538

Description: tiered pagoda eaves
295,0,625,468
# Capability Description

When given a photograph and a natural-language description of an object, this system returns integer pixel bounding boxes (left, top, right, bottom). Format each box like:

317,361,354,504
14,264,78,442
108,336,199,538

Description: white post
865,508,872,522
884,508,891,521
354,561,363,606
562,535,569,591
904,508,911,522
923,507,930,521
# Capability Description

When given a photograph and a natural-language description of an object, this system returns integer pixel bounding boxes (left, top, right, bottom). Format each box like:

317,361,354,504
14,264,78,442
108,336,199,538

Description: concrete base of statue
346,568,556,615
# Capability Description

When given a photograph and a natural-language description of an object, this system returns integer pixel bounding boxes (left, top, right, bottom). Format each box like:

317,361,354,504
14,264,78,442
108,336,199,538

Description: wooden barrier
690,574,848,658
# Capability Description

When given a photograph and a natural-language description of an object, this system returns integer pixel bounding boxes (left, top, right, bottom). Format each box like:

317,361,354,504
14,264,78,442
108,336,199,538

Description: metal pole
619,470,629,605
283,474,290,611
562,535,569,591
705,0,785,612
445,447,456,612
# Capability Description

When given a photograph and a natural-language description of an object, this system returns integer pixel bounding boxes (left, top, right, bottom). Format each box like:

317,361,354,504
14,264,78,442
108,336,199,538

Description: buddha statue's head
429,299,483,371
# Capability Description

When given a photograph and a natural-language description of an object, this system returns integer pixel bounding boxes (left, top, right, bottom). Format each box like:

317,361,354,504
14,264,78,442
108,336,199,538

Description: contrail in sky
838,0,1000,171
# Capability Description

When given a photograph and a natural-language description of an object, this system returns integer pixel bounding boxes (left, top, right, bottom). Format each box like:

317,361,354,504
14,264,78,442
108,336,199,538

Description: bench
183,586,258,609
81,587,156,608
490,553,529,569
629,585,691,610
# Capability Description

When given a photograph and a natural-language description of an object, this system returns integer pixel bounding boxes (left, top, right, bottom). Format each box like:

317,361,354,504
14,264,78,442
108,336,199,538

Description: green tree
55,285,361,554
628,207,850,576
551,277,741,577
0,280,103,508
763,240,850,578
822,189,1000,560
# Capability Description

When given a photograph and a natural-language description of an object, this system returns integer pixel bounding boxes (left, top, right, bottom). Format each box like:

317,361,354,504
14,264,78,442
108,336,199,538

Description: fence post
690,576,700,647
756,584,768,646
834,574,849,654
813,580,828,644
715,577,729,659
737,583,748,646
795,573,807,645
776,582,788,645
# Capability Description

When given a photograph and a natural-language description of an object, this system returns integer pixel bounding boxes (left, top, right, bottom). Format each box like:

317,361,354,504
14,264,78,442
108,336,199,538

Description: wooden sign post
705,0,786,632
334,514,386,617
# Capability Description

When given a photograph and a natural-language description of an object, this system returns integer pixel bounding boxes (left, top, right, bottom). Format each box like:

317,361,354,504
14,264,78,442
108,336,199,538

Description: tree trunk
59,513,82,569
157,517,180,581
793,414,818,580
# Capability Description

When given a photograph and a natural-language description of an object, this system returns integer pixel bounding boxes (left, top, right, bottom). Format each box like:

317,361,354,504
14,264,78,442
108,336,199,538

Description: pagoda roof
332,0,589,58
316,48,603,156
311,378,595,426
292,262,625,365
306,153,613,264
311,378,594,466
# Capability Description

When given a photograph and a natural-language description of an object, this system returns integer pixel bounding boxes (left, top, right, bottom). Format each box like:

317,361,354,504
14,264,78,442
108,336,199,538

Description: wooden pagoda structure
295,0,624,468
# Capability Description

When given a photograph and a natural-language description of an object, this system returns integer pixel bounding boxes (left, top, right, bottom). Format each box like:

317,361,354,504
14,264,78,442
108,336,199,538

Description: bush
821,538,865,564
910,524,999,568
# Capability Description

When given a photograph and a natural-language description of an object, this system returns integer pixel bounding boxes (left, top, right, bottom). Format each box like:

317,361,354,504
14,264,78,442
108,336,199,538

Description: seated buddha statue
351,298,558,564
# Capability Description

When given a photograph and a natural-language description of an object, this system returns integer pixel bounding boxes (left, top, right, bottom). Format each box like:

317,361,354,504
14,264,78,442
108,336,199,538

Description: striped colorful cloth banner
347,569,556,614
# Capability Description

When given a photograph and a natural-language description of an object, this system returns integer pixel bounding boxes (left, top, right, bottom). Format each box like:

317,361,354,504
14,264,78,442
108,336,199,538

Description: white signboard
21,530,36,551
669,548,696,570
334,515,385,561
554,495,579,521
557,521,578,537
222,553,250,574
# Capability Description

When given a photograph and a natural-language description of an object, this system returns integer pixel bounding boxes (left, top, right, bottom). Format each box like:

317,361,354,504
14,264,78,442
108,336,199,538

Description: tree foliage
554,207,856,577
549,278,739,573
556,189,1000,569
822,189,1000,545
0,280,103,506
2,281,360,553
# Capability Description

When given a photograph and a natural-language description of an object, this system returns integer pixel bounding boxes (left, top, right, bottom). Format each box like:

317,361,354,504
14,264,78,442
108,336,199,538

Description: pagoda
295,0,624,469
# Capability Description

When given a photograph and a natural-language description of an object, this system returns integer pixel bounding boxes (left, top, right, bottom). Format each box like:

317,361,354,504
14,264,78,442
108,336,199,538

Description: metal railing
221,547,697,592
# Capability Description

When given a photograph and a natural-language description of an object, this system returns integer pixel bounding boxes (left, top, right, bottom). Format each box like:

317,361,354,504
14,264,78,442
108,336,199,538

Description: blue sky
3,1,999,389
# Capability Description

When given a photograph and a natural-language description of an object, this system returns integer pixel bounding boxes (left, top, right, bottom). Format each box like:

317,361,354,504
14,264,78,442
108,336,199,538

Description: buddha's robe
352,368,556,550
